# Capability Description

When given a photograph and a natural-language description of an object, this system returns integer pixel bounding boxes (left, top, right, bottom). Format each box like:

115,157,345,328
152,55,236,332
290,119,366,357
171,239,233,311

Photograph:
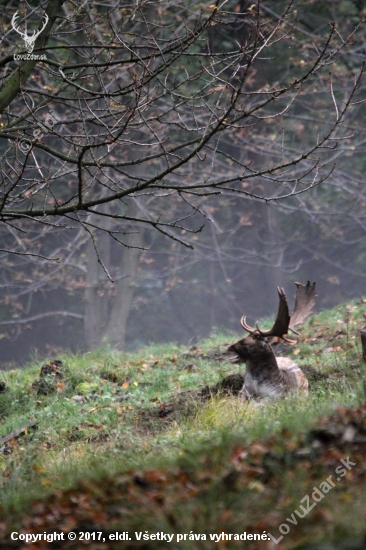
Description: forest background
0,0,366,367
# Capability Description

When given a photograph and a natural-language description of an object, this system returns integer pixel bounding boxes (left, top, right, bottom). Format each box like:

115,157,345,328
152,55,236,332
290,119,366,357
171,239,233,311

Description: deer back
276,357,309,394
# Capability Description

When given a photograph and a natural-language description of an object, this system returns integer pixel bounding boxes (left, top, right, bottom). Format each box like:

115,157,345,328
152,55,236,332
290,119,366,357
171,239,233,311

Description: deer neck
245,342,279,375
244,343,284,398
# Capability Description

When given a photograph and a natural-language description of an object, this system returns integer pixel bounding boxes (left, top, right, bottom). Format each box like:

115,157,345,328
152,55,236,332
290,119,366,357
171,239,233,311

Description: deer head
228,281,316,399
12,11,49,54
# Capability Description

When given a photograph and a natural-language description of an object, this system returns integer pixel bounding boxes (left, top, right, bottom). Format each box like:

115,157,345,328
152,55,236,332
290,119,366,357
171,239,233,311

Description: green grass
1,298,366,548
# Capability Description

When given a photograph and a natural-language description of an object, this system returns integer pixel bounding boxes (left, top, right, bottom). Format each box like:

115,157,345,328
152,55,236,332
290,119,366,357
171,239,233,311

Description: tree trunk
83,229,111,350
104,221,144,349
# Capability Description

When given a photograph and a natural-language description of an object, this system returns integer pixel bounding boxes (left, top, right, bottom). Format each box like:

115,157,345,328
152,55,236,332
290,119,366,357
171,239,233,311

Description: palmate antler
289,281,317,333
12,11,49,53
240,281,316,343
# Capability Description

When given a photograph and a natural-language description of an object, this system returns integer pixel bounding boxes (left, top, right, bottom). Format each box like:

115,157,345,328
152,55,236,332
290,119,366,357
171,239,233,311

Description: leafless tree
0,0,364,354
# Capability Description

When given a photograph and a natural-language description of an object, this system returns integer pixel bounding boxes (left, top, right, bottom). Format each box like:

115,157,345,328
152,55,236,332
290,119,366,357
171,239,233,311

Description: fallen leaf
248,481,265,492
324,346,342,353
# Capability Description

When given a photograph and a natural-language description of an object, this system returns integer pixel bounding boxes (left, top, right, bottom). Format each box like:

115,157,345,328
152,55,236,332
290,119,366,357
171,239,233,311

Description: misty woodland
1,2,366,549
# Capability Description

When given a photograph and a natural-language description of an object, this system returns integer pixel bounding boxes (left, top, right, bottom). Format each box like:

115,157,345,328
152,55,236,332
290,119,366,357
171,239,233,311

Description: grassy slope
1,300,366,548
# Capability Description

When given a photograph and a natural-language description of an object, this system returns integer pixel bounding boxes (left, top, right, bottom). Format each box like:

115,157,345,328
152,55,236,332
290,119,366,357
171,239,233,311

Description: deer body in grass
228,281,316,400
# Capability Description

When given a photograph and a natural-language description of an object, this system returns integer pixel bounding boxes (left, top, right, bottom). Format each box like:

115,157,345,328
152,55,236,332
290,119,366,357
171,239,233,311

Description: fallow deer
227,281,316,400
